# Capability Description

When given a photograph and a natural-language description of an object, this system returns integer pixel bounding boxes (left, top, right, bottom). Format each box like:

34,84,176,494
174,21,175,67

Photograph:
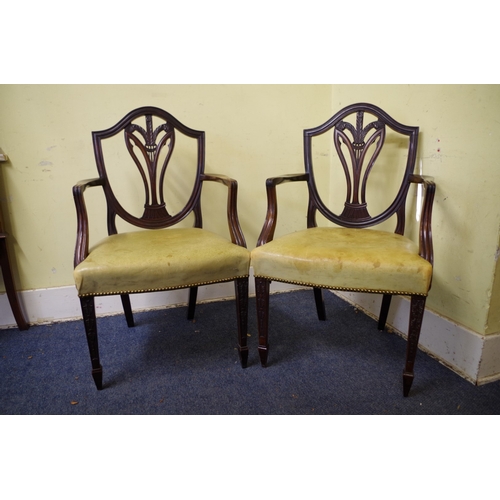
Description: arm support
201,173,247,248
409,174,436,265
73,178,104,267
257,173,309,246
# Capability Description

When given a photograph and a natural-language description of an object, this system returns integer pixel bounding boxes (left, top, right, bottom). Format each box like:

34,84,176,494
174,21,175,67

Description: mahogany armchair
73,107,250,389
251,103,436,397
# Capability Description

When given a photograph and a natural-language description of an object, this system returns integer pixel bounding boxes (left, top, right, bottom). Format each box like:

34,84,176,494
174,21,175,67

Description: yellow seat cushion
74,228,250,297
251,227,432,295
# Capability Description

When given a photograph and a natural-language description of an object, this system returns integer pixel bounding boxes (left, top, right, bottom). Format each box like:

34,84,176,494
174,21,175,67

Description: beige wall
1,84,499,337
0,84,330,288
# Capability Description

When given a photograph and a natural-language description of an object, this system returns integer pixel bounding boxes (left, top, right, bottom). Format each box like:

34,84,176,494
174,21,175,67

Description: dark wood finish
255,103,436,396
234,277,249,368
120,294,135,328
378,294,392,331
313,287,326,321
73,107,248,389
187,287,198,321
80,296,103,390
0,235,29,330
0,170,29,330
403,296,427,396
256,277,270,367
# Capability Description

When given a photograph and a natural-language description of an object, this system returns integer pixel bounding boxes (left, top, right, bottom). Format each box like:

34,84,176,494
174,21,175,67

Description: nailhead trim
78,275,249,297
254,275,428,297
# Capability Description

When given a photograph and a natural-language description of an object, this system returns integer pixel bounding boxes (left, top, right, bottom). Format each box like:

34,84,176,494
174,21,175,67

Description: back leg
256,277,271,367
234,278,249,368
313,287,326,321
378,294,392,331
187,286,198,320
120,294,135,327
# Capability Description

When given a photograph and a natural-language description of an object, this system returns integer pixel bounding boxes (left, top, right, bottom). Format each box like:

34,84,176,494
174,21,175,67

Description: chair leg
378,294,392,331
187,286,198,320
0,236,29,330
234,277,249,368
120,294,134,327
403,295,426,397
313,287,326,321
80,296,103,390
255,277,271,367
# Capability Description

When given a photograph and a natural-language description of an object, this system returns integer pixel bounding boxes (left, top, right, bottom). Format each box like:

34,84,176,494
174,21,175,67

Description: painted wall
0,84,330,289
1,85,499,338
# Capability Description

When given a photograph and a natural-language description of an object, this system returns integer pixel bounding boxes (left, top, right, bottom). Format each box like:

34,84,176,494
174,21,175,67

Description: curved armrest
73,178,104,267
410,174,436,265
201,173,247,248
257,173,309,246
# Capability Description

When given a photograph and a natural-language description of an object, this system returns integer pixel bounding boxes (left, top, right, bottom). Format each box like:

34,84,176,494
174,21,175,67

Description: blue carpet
1,289,500,414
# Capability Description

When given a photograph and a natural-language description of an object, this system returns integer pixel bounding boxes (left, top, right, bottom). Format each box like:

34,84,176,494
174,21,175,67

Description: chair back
304,103,419,234
92,106,205,234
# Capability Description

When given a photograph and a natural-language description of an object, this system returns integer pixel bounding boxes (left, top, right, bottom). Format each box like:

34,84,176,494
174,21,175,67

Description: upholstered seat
252,103,436,397
74,228,250,297
72,107,250,390
252,227,432,296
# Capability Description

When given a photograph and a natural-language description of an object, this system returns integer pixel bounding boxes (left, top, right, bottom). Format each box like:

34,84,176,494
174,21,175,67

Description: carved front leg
403,295,426,397
80,296,103,390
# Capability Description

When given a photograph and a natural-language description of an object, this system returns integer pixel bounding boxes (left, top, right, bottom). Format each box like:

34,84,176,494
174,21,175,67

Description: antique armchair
251,103,436,397
73,107,250,390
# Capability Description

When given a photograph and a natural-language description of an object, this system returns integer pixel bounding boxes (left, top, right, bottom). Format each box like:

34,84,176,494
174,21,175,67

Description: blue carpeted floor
1,289,500,414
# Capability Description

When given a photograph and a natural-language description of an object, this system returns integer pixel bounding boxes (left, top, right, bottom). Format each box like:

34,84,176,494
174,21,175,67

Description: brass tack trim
254,275,428,297
78,275,249,298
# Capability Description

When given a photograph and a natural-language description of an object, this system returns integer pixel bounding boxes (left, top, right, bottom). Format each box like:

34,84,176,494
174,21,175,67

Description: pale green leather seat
74,228,249,297
73,107,250,390
251,103,436,397
252,227,432,296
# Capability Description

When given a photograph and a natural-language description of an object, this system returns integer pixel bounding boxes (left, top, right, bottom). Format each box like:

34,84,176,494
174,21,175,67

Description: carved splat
334,111,385,222
74,107,250,390
125,114,175,221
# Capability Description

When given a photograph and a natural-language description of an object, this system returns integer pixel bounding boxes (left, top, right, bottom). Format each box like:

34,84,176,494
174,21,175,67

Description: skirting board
0,268,302,328
2,278,499,385
336,291,500,386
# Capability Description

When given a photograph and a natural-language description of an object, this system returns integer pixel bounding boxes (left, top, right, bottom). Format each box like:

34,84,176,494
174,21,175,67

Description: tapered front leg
255,277,271,367
80,296,103,390
403,295,426,397
234,278,249,368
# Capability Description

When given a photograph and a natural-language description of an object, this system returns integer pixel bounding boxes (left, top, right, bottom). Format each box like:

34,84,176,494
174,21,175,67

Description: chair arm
201,173,247,248
410,174,436,265
73,178,104,267
257,173,309,246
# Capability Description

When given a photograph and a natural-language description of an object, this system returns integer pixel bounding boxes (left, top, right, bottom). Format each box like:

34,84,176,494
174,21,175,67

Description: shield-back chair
251,103,436,396
73,107,250,389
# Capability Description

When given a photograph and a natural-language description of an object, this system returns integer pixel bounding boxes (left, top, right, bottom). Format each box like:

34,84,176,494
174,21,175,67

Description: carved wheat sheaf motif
125,114,175,221
334,111,385,221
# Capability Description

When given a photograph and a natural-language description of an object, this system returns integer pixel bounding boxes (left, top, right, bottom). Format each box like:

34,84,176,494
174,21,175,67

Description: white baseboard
0,267,302,327
336,291,500,386
3,277,498,385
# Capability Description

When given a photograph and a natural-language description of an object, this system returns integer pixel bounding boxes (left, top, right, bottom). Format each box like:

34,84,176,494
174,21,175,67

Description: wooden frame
254,103,436,397
73,107,249,389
